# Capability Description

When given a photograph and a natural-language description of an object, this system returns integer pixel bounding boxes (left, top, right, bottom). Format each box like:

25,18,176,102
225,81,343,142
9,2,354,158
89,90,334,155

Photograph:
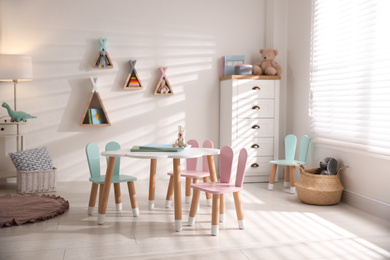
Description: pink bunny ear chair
188,146,248,236
165,139,215,207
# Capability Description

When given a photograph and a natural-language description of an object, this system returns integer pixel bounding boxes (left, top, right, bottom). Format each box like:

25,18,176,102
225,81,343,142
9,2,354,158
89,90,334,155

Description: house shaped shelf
81,91,111,126
154,67,174,95
123,60,144,90
92,38,113,69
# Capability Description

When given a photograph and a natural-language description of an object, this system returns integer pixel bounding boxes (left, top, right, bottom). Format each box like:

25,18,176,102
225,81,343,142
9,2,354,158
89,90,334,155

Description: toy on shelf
252,48,282,76
2,102,37,122
123,60,143,90
319,157,338,175
172,125,187,147
80,77,111,126
93,38,113,69
154,67,173,95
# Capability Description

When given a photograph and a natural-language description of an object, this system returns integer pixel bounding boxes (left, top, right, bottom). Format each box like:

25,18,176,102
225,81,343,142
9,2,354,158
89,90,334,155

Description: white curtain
310,0,390,155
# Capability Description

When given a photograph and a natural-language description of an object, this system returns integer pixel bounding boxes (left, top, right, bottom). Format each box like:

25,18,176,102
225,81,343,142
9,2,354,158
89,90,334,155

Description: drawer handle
252,105,260,110
251,125,260,129
1,128,4,131
251,144,259,149
251,163,259,168
252,86,260,91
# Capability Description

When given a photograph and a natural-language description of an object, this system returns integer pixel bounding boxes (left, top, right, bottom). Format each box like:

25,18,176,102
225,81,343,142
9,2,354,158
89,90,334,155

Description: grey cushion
9,147,54,171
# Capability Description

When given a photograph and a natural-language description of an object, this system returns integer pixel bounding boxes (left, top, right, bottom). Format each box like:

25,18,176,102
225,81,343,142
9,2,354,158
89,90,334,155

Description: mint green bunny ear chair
85,142,138,224
268,135,311,194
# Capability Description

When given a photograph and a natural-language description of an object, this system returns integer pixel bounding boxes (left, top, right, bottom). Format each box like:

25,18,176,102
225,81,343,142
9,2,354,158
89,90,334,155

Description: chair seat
167,169,210,178
191,182,242,195
90,175,137,184
269,160,306,166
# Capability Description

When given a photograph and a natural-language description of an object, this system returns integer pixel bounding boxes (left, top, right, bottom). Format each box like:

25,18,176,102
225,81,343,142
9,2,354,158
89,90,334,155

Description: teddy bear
252,48,282,76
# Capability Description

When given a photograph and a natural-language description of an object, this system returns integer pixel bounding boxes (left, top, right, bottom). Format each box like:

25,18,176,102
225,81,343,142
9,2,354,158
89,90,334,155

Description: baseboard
342,190,390,221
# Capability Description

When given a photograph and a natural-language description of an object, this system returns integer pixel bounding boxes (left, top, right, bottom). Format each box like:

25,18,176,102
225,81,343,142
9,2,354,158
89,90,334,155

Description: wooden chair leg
290,166,296,194
185,177,192,203
127,181,139,217
165,176,174,208
89,183,99,207
98,184,104,204
219,194,225,223
88,183,99,215
284,166,290,187
113,183,122,211
98,184,104,218
268,164,278,190
188,188,201,226
233,191,245,229
203,177,212,203
211,194,220,236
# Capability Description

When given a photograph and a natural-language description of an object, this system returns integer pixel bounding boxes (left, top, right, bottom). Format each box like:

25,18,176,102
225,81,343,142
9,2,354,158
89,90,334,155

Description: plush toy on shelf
252,48,282,76
172,125,187,147
2,102,37,122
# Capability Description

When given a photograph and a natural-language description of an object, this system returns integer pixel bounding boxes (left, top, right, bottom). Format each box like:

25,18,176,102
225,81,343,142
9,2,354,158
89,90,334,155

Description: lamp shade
0,55,33,81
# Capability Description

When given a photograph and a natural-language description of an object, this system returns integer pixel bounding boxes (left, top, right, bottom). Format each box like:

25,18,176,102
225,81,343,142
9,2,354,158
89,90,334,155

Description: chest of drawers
220,75,280,182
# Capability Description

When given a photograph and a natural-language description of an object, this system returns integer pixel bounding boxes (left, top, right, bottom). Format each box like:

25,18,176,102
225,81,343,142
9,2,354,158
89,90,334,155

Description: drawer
237,137,273,157
237,80,274,99
237,99,274,118
0,124,17,136
245,156,273,176
237,119,274,137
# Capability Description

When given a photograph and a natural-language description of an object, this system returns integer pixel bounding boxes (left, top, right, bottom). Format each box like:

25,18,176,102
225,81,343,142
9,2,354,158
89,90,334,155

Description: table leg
97,156,116,225
148,159,157,210
173,158,182,232
207,155,217,182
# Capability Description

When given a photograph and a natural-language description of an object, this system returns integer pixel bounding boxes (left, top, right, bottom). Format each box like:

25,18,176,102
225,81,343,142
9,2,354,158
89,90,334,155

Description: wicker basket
17,167,57,194
295,164,348,206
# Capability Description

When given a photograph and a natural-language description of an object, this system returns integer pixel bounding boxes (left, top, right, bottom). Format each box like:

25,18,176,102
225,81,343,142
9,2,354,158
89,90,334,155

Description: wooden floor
0,178,389,260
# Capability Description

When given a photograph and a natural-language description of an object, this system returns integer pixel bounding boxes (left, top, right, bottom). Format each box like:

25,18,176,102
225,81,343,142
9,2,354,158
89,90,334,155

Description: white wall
286,0,390,220
0,0,266,181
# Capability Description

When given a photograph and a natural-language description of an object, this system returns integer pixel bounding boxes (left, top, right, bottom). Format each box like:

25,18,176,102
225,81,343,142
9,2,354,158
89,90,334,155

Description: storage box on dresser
220,75,280,182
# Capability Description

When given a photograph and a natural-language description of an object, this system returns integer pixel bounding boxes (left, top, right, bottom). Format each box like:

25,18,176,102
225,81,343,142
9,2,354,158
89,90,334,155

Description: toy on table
172,125,187,147
252,48,282,76
2,102,37,122
319,157,338,175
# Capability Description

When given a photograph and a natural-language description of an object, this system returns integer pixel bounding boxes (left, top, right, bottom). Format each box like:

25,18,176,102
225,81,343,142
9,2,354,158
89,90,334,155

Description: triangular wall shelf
81,78,111,126
92,38,113,69
154,67,174,95
123,60,144,90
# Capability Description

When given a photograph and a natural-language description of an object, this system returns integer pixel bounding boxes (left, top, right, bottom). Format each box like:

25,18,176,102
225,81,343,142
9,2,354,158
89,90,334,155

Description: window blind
310,0,390,155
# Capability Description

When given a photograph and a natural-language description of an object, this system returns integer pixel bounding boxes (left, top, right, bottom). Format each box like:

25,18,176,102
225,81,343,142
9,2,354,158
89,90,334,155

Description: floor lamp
0,55,33,151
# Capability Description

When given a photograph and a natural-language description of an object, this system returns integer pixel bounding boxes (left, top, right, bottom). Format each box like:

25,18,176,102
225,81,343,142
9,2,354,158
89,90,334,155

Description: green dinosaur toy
2,102,37,122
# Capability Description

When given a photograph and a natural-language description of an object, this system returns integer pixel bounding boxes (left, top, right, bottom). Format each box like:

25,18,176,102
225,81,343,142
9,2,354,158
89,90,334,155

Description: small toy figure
172,125,187,147
2,102,37,122
159,79,170,94
319,157,338,175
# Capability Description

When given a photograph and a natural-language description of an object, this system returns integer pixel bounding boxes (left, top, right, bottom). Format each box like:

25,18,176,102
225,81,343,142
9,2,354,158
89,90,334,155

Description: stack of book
130,144,191,152
87,108,107,124
221,55,246,77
